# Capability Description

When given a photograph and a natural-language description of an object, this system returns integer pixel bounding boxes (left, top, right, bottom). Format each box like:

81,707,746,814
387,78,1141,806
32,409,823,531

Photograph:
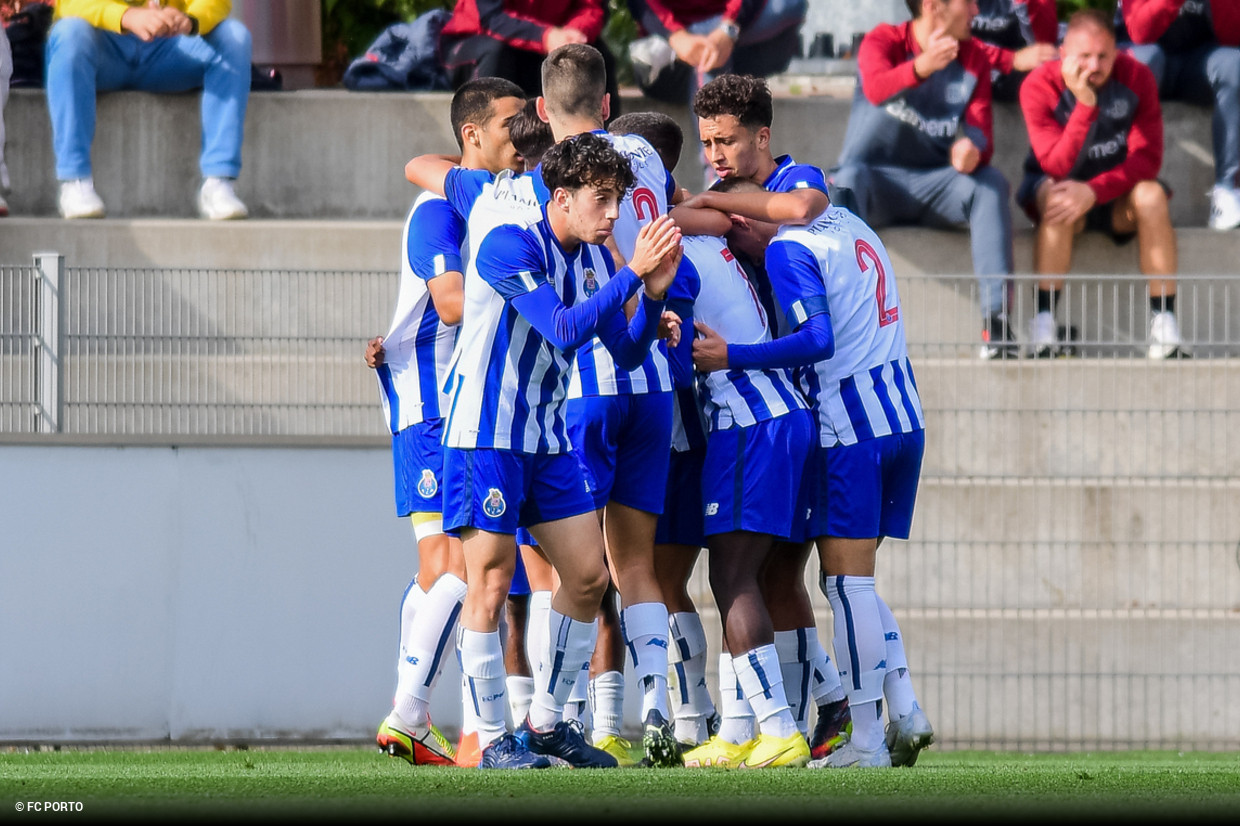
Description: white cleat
807,737,892,769
885,705,935,767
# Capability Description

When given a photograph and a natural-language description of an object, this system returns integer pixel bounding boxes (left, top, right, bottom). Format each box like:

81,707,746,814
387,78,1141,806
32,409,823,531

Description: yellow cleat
737,732,811,769
593,734,638,767
376,713,456,766
682,735,755,769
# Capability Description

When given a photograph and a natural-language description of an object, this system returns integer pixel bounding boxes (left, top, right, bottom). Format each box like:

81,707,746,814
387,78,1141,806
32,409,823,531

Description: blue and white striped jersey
567,130,676,398
376,191,465,433
767,206,924,447
763,154,829,196
680,234,807,430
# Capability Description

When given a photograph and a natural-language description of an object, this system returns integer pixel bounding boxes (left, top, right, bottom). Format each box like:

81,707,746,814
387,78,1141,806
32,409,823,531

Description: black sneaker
980,314,1018,360
639,709,683,768
809,697,852,760
518,717,619,769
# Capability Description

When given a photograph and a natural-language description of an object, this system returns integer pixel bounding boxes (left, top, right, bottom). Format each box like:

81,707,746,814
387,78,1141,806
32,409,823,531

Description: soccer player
693,183,931,769
444,133,683,770
366,77,526,767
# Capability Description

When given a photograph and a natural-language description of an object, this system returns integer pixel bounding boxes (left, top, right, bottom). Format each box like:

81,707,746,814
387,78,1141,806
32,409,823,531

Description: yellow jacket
55,1,233,36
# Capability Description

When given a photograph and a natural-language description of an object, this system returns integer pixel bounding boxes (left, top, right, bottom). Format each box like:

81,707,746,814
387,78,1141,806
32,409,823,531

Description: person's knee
574,563,611,607
972,164,1011,199
1130,180,1170,215
46,17,98,63
206,18,253,63
1208,46,1240,91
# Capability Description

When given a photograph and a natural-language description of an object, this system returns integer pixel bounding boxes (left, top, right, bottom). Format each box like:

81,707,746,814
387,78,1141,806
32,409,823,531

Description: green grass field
3,746,1239,823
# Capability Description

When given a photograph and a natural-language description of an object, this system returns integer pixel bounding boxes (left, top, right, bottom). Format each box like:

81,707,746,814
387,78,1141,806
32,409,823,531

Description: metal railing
2,257,1237,750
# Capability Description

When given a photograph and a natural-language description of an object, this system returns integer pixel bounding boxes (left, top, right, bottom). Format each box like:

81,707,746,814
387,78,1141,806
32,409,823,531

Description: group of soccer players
366,42,934,771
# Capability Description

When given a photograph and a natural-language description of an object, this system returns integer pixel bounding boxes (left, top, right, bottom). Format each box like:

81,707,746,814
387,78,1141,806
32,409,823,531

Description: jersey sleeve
764,238,830,328
407,199,465,281
771,162,829,195
442,167,494,220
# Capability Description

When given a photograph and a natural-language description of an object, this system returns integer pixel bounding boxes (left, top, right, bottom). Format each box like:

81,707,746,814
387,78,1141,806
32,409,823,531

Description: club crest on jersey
417,469,438,498
483,488,507,518
582,269,599,298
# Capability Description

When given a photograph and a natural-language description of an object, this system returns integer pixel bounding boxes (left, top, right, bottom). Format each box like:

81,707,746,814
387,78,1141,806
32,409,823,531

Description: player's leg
588,583,635,765
504,544,535,729
1112,181,1181,357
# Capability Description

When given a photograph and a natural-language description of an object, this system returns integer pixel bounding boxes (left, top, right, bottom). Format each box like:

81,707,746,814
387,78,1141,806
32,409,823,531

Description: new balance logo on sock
405,655,419,665
646,639,669,649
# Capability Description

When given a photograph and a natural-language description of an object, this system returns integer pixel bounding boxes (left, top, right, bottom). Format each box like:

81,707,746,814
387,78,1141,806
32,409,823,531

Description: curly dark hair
692,74,773,131
540,133,636,198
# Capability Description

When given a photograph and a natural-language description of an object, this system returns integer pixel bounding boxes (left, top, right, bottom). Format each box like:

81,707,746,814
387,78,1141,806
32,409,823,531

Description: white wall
0,444,464,742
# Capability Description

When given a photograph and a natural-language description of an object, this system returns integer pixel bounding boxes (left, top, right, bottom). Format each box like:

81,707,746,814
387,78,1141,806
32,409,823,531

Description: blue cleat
518,717,619,769
478,732,552,770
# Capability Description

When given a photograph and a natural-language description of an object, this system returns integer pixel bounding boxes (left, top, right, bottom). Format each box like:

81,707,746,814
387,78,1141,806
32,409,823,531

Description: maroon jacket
440,0,606,53
1122,0,1240,47
972,0,1061,75
1019,51,1164,204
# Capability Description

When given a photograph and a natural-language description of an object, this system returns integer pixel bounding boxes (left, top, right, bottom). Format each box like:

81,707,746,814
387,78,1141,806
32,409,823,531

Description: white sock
564,663,589,728
459,628,508,748
528,610,597,732
668,611,713,743
394,577,427,702
876,594,917,720
506,675,535,728
621,601,670,719
822,573,886,751
588,669,626,740
717,651,755,745
526,590,552,687
393,573,466,726
458,672,477,738
773,628,812,738
733,644,799,739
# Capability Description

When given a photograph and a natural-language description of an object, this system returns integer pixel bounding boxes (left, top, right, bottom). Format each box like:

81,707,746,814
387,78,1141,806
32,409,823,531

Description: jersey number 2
632,187,658,223
856,238,898,327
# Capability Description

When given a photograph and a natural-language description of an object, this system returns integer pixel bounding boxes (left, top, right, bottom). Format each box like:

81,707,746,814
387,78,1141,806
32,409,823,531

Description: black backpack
4,0,54,88
342,9,451,92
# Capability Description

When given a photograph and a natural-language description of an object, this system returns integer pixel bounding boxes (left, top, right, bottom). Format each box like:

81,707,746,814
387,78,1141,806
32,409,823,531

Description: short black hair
609,111,684,173
542,43,608,121
692,74,773,131
509,97,554,167
905,0,921,18
540,132,636,197
449,77,525,150
710,176,764,194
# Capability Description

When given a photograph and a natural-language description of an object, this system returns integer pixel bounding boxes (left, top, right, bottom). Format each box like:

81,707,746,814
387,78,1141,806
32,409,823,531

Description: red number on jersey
855,238,899,327
632,186,658,222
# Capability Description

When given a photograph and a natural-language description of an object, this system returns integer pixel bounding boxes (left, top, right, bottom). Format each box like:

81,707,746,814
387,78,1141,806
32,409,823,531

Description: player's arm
1020,63,1094,179
408,199,468,325
677,188,829,226
1084,62,1164,206
858,24,924,104
692,240,834,372
404,154,463,195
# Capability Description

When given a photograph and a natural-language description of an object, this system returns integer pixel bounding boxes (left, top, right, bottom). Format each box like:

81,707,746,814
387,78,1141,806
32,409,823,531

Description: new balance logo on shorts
705,502,719,516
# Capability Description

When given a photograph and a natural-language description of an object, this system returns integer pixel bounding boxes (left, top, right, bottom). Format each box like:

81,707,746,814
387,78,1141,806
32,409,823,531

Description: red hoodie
1122,0,1240,47
440,0,606,53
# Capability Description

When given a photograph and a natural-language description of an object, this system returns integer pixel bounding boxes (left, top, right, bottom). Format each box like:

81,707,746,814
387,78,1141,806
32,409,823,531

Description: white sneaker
1148,310,1184,359
1028,310,1058,358
58,178,106,219
197,176,249,220
807,737,892,769
1208,185,1240,231
885,704,935,767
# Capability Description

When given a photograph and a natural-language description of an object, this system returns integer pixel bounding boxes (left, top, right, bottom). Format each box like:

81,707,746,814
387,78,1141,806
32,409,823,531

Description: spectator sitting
625,0,807,104
829,0,1017,359
46,0,252,220
438,0,621,118
970,0,1059,100
1116,0,1240,231
1018,8,1183,360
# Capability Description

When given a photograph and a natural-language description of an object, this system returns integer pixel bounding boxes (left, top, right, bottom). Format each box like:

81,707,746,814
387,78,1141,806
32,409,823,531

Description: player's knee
1130,180,1169,218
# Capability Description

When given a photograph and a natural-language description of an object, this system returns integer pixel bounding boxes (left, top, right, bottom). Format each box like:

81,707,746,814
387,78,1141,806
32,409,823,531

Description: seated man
1117,0,1240,230
438,0,621,116
830,0,1017,359
45,0,252,220
1018,9,1183,359
970,0,1059,100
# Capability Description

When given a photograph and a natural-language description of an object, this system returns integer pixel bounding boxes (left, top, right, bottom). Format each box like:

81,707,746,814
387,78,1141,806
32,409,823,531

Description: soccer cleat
885,704,935,767
478,731,552,770
455,730,482,768
58,178,106,219
737,731,811,769
594,734,637,767
375,713,456,766
808,737,892,769
1028,310,1058,359
1208,184,1240,231
1148,311,1187,359
198,176,249,220
980,314,1018,360
809,697,852,761
706,710,722,738
681,735,755,769
640,709,682,768
518,717,618,769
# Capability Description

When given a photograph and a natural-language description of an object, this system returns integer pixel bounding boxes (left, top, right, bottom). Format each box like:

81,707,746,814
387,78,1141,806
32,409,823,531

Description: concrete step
4,88,1223,227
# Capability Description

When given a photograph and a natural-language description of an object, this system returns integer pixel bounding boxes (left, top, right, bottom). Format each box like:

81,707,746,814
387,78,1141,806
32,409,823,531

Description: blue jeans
1128,41,1240,188
45,16,251,181
830,163,1014,318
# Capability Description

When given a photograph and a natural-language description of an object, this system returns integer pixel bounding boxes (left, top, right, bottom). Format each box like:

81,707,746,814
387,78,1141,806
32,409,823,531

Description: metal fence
2,257,1237,750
